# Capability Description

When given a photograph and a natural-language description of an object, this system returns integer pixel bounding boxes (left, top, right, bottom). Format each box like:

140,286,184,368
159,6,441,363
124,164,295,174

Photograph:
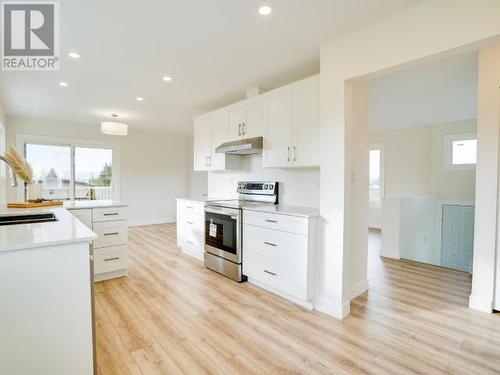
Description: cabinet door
209,108,228,170
227,102,245,141
263,85,293,168
242,95,263,139
193,115,211,171
292,75,320,167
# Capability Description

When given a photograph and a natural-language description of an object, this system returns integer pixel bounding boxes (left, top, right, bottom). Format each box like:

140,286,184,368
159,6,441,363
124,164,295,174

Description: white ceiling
370,51,478,132
0,0,420,135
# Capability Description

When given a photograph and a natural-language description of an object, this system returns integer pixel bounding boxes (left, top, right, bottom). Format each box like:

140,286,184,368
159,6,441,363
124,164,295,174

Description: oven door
204,206,241,264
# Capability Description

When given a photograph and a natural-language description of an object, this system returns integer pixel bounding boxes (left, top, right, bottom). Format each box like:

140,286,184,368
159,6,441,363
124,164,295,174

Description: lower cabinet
243,210,318,308
69,206,129,282
176,199,205,261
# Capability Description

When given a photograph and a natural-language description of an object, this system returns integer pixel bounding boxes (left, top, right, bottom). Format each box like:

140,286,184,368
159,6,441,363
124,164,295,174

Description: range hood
215,137,263,155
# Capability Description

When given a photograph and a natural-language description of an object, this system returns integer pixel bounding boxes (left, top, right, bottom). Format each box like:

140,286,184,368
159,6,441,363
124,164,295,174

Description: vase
27,183,43,201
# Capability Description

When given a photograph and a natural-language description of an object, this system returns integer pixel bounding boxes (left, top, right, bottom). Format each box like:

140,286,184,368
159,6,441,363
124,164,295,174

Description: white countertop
0,205,97,253
64,200,128,210
243,204,320,218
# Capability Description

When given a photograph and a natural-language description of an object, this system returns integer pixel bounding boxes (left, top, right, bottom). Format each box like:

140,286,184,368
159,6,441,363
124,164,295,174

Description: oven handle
205,206,241,217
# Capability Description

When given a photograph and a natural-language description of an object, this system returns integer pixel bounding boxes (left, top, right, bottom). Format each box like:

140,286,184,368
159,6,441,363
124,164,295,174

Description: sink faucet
0,155,18,187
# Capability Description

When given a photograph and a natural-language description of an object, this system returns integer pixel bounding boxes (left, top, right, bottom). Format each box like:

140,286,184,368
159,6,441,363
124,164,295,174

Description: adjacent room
1,1,500,375
366,51,478,307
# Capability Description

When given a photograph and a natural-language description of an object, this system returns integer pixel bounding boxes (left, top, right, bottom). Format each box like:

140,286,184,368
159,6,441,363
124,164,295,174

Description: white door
209,108,228,170
242,96,263,139
441,204,475,272
263,85,293,168
193,115,211,171
292,75,320,167
227,103,244,141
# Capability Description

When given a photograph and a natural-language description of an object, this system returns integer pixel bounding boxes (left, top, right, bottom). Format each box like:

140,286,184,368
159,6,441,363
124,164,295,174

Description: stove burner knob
264,184,268,189
269,184,274,190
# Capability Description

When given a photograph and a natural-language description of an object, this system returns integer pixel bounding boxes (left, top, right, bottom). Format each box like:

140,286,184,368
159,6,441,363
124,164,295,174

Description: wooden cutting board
7,201,64,208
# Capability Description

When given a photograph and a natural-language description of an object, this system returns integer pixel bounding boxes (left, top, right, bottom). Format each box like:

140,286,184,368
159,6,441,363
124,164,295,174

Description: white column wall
471,45,500,312
319,0,500,318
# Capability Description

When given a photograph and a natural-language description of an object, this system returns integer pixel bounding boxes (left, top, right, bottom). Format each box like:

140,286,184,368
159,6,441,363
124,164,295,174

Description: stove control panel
237,181,278,196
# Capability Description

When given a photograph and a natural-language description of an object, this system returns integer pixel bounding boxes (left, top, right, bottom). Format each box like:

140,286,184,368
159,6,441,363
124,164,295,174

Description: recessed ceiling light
68,52,80,59
58,81,69,87
163,76,172,82
136,97,144,102
258,5,272,16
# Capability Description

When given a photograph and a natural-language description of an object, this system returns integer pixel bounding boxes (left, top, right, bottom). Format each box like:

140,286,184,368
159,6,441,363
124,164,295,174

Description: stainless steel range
204,181,279,282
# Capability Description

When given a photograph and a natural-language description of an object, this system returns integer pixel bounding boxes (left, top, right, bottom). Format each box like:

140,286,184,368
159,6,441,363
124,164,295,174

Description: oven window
205,212,237,255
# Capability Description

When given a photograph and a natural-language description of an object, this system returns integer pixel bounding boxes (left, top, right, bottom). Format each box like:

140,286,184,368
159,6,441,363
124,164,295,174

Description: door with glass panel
25,142,114,201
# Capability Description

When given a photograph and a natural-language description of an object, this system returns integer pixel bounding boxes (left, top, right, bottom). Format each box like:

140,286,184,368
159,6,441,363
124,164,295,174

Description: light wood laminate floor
95,224,500,375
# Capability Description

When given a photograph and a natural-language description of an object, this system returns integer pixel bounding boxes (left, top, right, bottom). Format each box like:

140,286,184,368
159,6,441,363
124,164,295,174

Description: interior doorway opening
365,51,478,306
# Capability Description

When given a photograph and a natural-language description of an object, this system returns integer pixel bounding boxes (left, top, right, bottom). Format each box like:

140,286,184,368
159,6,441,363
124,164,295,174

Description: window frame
16,134,120,202
369,143,385,209
444,132,477,171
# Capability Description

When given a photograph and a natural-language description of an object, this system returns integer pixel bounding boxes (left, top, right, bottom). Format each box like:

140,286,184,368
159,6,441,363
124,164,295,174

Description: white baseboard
128,216,176,227
349,279,369,299
315,297,350,319
469,293,493,313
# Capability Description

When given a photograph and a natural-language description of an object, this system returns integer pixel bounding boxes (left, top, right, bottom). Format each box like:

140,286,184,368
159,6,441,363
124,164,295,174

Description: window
369,144,385,208
445,133,477,169
20,135,118,201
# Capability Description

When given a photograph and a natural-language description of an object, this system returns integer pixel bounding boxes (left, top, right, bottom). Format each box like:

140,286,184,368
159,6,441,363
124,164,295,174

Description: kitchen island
0,204,97,375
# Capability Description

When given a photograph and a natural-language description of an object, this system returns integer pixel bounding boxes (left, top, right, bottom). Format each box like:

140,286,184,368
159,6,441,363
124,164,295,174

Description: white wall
208,154,320,207
0,107,6,204
4,116,193,226
370,119,477,199
320,0,500,318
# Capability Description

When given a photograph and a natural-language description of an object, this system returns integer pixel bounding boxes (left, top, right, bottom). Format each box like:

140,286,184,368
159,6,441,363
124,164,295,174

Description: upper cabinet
193,74,319,171
227,96,263,141
194,109,239,171
263,75,320,168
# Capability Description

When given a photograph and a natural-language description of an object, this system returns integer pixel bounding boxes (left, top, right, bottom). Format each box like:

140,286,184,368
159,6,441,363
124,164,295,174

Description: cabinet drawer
92,207,127,222
177,213,204,244
243,224,308,267
243,210,308,235
177,200,205,216
94,245,128,274
243,252,308,301
93,221,128,249
70,209,92,229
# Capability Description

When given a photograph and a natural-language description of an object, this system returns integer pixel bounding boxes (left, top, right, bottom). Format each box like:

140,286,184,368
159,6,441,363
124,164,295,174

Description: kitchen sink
0,212,58,226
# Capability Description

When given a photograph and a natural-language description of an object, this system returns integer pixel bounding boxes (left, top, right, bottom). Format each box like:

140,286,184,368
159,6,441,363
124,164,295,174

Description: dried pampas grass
6,144,33,184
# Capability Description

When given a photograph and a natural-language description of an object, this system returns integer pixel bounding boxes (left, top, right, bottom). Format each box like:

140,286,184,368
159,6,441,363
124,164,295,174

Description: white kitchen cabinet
262,84,293,167
263,75,320,168
292,75,320,167
177,199,205,261
194,114,212,171
68,204,129,282
227,96,263,141
209,108,229,170
242,209,318,308
194,110,240,171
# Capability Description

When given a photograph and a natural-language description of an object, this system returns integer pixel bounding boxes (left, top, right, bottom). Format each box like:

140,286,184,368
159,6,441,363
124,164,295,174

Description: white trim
315,297,350,320
247,277,314,310
469,292,493,313
349,279,369,300
444,132,477,170
16,134,120,202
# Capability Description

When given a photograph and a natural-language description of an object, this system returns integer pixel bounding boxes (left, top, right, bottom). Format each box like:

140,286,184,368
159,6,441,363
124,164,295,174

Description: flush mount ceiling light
136,96,144,102
58,81,69,87
258,5,272,16
68,52,80,59
101,113,128,136
162,76,172,82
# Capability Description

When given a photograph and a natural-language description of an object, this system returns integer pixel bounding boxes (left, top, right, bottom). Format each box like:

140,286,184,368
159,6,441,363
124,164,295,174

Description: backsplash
207,154,320,207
